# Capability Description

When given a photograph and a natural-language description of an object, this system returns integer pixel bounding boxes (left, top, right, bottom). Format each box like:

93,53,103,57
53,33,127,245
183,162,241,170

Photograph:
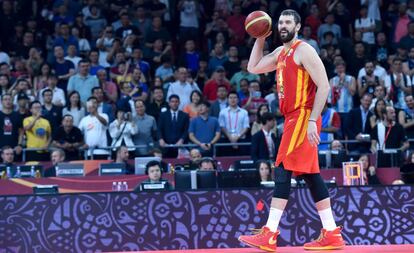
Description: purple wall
1,186,414,252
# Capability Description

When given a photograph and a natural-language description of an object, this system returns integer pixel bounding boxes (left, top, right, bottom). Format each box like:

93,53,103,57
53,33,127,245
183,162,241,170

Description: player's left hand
307,121,320,146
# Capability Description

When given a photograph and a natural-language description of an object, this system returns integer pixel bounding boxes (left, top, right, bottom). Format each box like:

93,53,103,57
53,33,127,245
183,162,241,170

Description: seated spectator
0,94,23,155
183,90,202,119
256,160,272,182
358,60,384,98
44,149,66,177
53,23,77,52
194,57,209,91
144,16,172,50
203,66,231,102
346,93,373,154
370,98,386,129
1,146,15,167
132,100,157,156
371,106,409,153
140,160,170,187
23,101,52,161
251,104,276,136
114,145,134,174
188,148,202,170
78,97,109,158
39,75,66,107
167,67,200,110
317,13,341,46
149,148,168,172
158,95,189,158
41,89,63,136
398,95,414,139
109,108,137,151
52,114,84,161
230,59,259,91
115,13,141,40
373,32,393,69
300,25,319,54
358,154,381,185
146,86,169,122
330,140,343,151
11,78,35,106
241,80,267,123
16,92,30,120
210,85,228,118
96,69,118,104
198,157,216,171
385,58,412,109
62,91,86,127
189,101,221,157
219,91,249,155
67,60,99,104
354,5,376,47
251,112,278,161
92,87,114,123
399,21,414,51
319,103,341,151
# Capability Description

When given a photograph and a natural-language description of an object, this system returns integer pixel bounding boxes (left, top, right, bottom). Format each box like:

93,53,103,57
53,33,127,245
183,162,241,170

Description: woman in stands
358,154,381,185
256,160,272,182
62,91,85,127
370,98,386,128
183,90,203,118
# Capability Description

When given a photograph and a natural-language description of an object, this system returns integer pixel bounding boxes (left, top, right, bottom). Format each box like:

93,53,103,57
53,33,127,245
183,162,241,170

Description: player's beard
279,28,295,43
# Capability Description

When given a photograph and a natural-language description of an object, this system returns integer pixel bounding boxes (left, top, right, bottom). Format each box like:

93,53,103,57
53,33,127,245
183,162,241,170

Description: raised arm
247,36,281,74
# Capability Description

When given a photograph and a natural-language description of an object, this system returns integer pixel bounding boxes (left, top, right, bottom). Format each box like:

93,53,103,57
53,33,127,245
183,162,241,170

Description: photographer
109,108,137,152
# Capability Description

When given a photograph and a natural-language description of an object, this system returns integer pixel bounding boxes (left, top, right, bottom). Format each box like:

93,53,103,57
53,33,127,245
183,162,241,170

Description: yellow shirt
23,116,51,149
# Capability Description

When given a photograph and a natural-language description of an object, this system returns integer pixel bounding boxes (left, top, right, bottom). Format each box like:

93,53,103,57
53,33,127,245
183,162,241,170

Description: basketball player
238,10,345,251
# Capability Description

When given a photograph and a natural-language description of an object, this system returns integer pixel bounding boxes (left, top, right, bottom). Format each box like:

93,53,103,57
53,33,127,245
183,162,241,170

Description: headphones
198,157,217,170
145,160,163,175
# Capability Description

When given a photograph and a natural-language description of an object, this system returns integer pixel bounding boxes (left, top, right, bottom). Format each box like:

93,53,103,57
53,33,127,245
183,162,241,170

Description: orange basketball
245,11,272,38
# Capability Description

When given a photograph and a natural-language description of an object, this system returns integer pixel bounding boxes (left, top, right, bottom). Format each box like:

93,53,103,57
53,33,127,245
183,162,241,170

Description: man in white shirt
357,60,387,83
219,91,250,155
385,58,412,109
39,75,66,106
354,5,376,45
166,67,199,110
78,97,109,158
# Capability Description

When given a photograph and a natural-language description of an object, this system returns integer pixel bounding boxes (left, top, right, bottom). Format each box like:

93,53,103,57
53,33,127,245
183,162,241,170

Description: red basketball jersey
276,40,317,116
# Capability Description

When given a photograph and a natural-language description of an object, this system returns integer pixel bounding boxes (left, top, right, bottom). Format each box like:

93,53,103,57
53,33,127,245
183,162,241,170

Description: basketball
245,11,272,38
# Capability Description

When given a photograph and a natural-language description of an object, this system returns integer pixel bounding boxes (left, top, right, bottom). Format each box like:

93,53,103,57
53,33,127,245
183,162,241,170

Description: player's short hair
280,9,301,25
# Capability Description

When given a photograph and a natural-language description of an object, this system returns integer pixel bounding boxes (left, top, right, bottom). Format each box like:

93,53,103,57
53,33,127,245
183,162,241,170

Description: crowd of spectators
0,0,413,173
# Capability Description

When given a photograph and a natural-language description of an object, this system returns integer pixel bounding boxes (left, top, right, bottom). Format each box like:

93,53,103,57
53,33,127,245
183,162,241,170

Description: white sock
318,207,337,231
265,207,284,232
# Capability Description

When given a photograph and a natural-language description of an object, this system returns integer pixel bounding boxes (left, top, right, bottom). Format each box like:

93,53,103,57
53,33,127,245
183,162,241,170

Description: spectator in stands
178,39,200,76
374,32,394,69
198,157,216,171
141,160,170,187
33,63,52,92
346,93,373,154
128,67,148,102
358,60,384,99
241,80,267,123
219,91,249,155
167,67,200,110
183,90,202,119
354,5,376,49
226,4,246,47
52,114,84,161
96,69,118,104
0,145,15,169
62,91,85,127
78,97,109,158
398,95,414,139
385,58,412,109
68,60,99,104
109,108,137,152
52,45,75,91
251,112,278,161
16,92,30,120
115,12,141,40
188,148,202,170
370,98,386,129
92,87,114,123
145,16,172,50
319,103,341,151
132,100,157,156
223,46,240,79
348,42,367,77
371,106,409,153
158,95,189,158
207,42,228,73
44,149,66,177
11,79,35,106
89,50,105,76
330,140,343,151
256,160,272,182
300,25,320,54
189,101,221,157
400,22,414,52
304,3,321,40
41,89,62,136
251,104,275,136
194,57,209,91
203,66,231,102
39,75,66,107
358,154,381,185
393,2,410,44
155,55,175,82
64,45,82,70
403,47,414,76
146,86,169,122
317,13,341,46
23,101,52,161
230,59,259,91
114,145,134,174
0,94,23,155
210,85,228,118
54,23,77,53
131,47,151,80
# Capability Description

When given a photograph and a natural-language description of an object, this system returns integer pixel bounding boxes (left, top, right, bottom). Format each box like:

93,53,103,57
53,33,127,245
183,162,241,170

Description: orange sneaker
303,226,345,250
238,226,279,252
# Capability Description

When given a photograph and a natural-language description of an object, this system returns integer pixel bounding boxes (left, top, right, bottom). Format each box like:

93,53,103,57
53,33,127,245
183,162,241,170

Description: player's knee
274,165,292,184
273,165,292,199
302,174,329,202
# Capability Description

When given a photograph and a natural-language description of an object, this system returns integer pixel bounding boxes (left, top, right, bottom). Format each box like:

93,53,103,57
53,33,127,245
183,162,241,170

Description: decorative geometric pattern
0,186,413,252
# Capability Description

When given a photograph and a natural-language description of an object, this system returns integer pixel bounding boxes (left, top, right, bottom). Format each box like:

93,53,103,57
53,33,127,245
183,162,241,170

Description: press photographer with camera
109,108,137,152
